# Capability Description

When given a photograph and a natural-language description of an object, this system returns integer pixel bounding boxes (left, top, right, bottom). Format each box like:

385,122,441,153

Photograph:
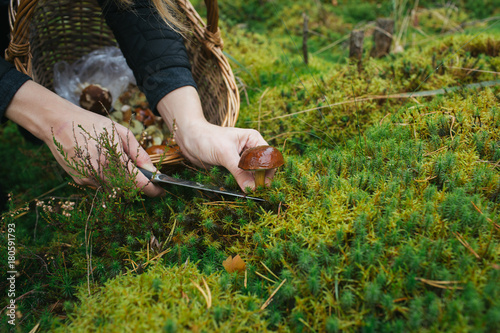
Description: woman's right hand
5,81,164,197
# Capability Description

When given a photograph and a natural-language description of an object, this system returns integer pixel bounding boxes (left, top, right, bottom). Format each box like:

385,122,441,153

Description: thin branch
256,270,278,284
261,261,280,281
86,189,101,295
270,80,500,120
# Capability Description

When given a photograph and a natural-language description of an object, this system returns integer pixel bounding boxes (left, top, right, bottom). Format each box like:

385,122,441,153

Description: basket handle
6,0,222,75
200,0,223,50
6,0,39,75
204,0,219,34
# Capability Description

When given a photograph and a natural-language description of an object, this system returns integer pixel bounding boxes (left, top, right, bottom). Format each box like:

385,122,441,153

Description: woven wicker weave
6,0,240,165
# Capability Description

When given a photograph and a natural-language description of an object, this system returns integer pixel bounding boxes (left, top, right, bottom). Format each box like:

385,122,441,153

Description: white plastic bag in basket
53,46,136,109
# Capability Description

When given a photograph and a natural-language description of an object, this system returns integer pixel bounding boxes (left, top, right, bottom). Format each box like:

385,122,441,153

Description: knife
138,167,266,202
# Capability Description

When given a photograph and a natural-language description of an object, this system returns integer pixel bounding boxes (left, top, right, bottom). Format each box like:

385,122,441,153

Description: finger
118,127,165,197
215,129,272,192
234,129,276,190
128,161,165,197
265,168,276,186
78,152,164,197
239,129,269,151
217,140,256,192
184,151,214,170
72,175,99,188
118,127,155,170
224,158,256,192
120,142,165,197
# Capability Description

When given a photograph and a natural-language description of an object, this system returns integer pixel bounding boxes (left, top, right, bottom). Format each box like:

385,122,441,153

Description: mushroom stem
254,170,266,188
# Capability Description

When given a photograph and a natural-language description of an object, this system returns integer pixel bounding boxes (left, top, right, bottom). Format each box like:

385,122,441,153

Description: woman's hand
176,122,272,191
5,81,164,197
48,112,165,197
157,86,273,191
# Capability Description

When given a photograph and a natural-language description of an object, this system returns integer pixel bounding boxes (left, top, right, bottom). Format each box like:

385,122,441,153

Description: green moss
1,1,500,332
52,264,270,332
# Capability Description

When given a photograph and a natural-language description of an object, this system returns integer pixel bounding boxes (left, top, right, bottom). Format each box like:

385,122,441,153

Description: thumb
133,146,157,173
221,153,256,192
119,128,165,197
119,129,156,171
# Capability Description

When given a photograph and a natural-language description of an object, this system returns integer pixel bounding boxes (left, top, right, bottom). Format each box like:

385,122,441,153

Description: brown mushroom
119,90,132,104
134,106,156,126
79,84,112,115
238,145,284,188
146,145,168,155
146,145,180,156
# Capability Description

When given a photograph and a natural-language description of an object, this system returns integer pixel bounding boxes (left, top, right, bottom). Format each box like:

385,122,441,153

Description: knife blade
138,167,266,202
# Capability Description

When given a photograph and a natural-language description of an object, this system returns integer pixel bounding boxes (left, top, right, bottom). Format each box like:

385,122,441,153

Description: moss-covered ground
1,0,500,332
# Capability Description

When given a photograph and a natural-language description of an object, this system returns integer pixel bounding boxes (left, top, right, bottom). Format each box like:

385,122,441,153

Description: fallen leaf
223,254,246,273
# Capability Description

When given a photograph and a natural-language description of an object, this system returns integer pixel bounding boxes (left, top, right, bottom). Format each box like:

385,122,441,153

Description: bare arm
5,80,164,197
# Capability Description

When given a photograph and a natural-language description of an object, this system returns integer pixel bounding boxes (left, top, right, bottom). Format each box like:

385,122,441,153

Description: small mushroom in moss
79,84,112,115
238,145,284,188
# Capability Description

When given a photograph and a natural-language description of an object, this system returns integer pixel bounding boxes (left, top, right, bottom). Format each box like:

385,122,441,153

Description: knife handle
137,167,154,180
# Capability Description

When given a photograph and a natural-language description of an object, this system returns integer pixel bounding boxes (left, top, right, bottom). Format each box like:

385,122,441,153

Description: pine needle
416,277,463,290
29,321,41,333
261,279,287,310
255,271,278,284
452,231,481,260
260,261,280,281
191,278,212,309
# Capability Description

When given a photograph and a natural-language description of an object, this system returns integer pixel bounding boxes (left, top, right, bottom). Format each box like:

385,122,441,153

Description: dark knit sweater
0,0,196,119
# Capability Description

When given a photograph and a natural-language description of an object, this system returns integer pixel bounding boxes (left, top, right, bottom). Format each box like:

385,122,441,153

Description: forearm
5,80,84,143
156,86,209,132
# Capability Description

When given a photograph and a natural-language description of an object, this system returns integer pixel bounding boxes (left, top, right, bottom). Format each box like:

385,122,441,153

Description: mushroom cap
146,145,168,155
79,84,112,115
145,145,180,156
238,145,284,171
134,106,156,126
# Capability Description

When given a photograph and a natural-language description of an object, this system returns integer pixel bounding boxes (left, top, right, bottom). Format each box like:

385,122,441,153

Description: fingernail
142,163,157,173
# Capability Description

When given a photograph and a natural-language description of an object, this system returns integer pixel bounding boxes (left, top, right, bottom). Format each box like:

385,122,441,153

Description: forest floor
1,0,500,332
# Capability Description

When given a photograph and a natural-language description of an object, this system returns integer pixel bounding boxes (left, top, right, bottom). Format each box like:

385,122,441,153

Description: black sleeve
0,58,32,120
97,0,197,111
1,2,32,121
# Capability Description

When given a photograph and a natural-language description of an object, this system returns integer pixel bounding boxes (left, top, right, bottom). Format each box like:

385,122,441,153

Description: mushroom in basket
79,84,112,115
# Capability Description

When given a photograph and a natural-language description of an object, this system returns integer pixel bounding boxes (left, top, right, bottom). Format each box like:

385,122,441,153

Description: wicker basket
6,0,240,165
